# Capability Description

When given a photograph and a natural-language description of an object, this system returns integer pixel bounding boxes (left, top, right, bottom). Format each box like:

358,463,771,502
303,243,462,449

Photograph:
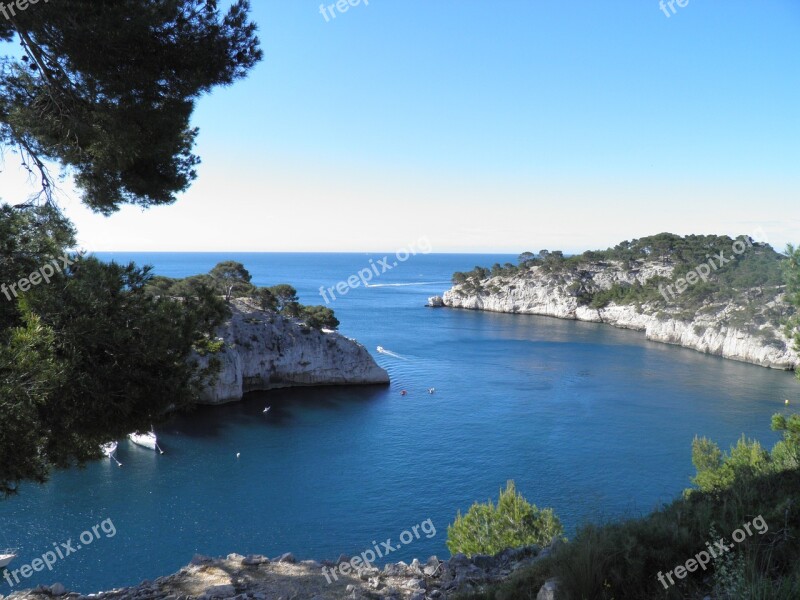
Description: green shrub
446,481,563,557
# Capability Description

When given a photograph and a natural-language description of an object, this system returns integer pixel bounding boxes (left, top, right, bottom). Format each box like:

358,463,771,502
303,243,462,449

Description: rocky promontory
442,235,799,370
197,299,389,404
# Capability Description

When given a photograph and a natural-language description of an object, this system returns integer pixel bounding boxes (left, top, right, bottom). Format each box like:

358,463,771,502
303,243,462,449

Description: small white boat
263,406,271,414
0,549,18,569
101,441,123,467
377,346,385,353
101,441,118,457
128,428,164,454
128,431,157,449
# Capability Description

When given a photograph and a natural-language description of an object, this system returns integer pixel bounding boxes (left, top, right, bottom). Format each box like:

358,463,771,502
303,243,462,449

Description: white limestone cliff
442,262,798,370
196,300,389,404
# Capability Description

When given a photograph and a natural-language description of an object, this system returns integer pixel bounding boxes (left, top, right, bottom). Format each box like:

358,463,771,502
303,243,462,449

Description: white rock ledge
195,300,389,404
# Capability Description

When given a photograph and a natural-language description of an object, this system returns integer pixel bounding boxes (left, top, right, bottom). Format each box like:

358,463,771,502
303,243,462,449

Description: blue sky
4,0,800,252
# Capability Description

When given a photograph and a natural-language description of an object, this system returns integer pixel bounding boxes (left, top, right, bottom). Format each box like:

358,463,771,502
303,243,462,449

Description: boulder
537,578,559,600
49,583,67,596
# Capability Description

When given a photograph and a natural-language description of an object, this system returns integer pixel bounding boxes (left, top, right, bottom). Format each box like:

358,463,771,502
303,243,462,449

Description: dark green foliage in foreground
447,481,563,557
149,263,340,331
0,1,261,213
452,233,788,315
455,414,800,600
0,207,227,497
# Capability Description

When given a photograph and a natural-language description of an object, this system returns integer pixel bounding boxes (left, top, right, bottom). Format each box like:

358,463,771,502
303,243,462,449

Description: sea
1,252,797,593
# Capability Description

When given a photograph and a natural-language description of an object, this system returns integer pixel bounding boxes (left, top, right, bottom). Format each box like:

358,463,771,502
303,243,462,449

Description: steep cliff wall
441,261,797,370
197,300,389,404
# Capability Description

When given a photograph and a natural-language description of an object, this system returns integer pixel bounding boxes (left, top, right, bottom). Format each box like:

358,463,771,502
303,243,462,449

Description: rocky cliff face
196,300,389,404
442,262,798,370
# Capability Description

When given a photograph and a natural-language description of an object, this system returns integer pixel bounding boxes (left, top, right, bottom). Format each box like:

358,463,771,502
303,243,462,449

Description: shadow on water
168,384,390,439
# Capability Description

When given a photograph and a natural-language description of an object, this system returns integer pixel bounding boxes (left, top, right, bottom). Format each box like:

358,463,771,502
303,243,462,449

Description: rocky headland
437,234,799,370
197,299,389,404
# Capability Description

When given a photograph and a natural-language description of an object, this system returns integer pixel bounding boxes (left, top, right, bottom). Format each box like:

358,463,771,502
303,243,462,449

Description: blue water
1,252,797,593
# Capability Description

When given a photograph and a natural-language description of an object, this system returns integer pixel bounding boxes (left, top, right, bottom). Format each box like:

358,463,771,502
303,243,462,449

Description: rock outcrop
8,547,552,600
196,299,389,404
427,296,444,308
442,262,798,370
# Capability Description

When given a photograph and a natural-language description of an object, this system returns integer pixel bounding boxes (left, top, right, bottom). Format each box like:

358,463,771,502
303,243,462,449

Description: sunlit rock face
442,262,798,370
196,300,389,404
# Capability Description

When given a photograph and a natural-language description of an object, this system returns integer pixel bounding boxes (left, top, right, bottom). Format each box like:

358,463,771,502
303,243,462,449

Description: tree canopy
0,0,262,213
0,1,263,495
0,207,228,496
151,264,340,331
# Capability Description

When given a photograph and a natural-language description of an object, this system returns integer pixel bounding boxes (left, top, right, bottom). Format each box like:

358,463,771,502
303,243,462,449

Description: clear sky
3,0,799,253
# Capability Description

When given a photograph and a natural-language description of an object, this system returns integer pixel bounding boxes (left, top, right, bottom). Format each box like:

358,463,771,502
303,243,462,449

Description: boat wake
364,281,450,288
376,346,409,360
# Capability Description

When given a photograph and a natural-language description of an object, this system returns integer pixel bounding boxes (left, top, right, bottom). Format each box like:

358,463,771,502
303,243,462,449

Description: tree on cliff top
210,261,253,302
0,0,262,213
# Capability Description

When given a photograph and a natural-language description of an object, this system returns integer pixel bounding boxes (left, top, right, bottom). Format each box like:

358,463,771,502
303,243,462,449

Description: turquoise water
1,252,797,593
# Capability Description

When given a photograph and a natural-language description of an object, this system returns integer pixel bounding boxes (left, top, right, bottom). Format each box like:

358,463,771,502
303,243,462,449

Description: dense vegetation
451,233,788,322
452,247,800,599
147,261,340,331
0,2,263,495
0,206,228,496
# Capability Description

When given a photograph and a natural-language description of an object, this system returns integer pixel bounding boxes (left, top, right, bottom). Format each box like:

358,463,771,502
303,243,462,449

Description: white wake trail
376,346,409,360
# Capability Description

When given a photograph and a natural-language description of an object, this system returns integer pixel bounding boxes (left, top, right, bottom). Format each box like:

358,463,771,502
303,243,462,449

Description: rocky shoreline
197,299,389,404
435,259,798,370
5,547,557,600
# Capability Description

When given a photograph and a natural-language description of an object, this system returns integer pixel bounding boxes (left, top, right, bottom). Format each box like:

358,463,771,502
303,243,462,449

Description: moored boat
0,549,18,569
128,427,164,454
101,441,118,456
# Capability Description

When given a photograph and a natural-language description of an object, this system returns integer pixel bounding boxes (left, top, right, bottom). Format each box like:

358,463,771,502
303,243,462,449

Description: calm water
1,252,797,593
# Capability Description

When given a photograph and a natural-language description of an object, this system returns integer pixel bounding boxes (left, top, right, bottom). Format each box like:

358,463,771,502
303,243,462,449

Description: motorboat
0,549,17,569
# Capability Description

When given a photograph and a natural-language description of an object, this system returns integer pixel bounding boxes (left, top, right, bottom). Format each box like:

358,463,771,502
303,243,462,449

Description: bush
446,481,563,557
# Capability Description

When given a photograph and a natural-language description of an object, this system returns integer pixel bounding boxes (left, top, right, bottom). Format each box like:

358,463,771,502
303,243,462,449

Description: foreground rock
197,299,389,404
7,548,549,600
443,261,798,370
